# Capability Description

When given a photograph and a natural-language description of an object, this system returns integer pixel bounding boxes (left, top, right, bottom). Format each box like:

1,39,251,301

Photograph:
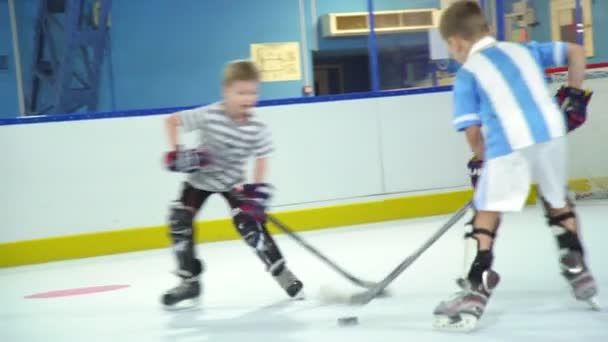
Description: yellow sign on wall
250,42,301,82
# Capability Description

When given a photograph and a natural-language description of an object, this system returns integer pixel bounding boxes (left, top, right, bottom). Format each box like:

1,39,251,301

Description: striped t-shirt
452,36,568,159
179,102,273,192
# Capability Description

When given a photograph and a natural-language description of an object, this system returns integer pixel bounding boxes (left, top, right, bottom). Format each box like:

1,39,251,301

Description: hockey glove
555,85,593,132
468,156,483,189
233,183,274,222
164,146,211,173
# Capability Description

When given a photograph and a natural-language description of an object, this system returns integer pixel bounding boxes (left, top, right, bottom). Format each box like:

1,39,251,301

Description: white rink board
1,69,607,242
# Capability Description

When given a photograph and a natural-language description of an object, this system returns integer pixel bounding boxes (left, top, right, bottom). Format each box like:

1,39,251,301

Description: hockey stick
346,200,473,305
195,160,378,289
267,214,380,289
222,181,379,289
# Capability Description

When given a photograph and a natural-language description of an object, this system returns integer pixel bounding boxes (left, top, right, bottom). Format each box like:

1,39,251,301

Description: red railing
545,62,608,74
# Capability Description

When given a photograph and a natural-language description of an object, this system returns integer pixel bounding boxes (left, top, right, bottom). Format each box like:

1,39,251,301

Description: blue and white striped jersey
452,36,569,159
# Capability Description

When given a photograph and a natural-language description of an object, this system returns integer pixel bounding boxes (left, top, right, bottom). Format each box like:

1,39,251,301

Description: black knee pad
233,212,284,273
233,212,267,250
547,211,577,226
169,207,199,273
465,211,500,239
556,231,584,254
169,207,194,241
540,195,575,214
468,250,494,284
541,197,584,254
463,212,499,285
464,223,498,251
550,214,584,254
465,227,497,241
541,196,577,227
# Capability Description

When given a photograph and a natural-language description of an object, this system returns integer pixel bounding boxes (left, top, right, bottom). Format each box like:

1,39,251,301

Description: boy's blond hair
223,60,260,86
439,1,490,40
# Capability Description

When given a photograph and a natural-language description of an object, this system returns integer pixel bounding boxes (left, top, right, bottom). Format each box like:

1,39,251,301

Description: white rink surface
2,201,607,342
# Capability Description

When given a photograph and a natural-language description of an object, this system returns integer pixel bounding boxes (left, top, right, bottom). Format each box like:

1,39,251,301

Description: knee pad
541,196,576,227
549,212,584,254
169,207,194,241
169,206,199,273
463,212,498,281
464,227,497,247
233,212,284,273
233,212,266,250
540,197,584,254
468,250,494,285
555,230,584,254
465,212,500,245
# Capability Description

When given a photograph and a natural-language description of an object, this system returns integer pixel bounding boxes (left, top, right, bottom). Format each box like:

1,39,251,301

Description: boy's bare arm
253,157,268,184
567,43,586,89
465,125,485,160
165,114,182,150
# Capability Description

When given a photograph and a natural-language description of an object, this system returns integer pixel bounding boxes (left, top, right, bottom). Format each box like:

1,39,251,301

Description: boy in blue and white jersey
433,1,598,331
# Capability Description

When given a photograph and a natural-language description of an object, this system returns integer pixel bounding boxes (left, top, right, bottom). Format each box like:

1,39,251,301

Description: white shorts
474,138,568,212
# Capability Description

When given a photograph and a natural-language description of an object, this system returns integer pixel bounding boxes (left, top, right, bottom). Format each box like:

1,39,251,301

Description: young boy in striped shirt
434,1,598,331
161,60,303,307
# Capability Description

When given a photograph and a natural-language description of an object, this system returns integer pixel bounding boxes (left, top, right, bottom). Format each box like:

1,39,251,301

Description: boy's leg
435,152,530,331
434,209,501,331
466,211,499,283
530,138,577,236
223,192,303,298
529,139,598,304
162,182,212,307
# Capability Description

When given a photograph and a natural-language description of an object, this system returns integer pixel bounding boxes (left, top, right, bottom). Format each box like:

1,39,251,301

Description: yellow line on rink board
0,188,540,268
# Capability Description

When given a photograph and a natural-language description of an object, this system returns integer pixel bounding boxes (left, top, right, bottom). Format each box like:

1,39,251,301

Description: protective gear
232,210,284,274
467,249,494,285
433,268,500,332
462,209,500,274
467,156,483,189
555,86,593,132
232,183,274,222
168,206,199,274
164,145,211,173
540,197,584,254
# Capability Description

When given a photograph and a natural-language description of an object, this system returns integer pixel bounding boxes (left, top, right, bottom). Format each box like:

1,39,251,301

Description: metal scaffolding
27,0,111,115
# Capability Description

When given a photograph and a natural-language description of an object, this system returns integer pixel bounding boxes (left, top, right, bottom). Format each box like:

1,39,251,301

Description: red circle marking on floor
24,284,130,299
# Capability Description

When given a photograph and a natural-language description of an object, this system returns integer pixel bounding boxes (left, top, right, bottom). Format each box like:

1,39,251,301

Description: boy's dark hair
439,1,490,40
223,60,260,86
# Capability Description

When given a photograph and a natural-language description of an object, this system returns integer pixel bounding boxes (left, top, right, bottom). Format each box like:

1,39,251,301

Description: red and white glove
231,183,274,222
164,146,211,173
555,85,593,132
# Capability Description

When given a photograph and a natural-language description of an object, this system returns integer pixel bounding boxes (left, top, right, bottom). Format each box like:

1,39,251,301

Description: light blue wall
109,0,304,110
1,0,443,116
3,0,607,117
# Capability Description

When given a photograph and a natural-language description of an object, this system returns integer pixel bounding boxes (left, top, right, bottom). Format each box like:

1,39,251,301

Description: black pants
170,182,284,275
178,182,239,213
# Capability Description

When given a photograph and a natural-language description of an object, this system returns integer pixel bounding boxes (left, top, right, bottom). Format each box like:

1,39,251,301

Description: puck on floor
337,316,359,326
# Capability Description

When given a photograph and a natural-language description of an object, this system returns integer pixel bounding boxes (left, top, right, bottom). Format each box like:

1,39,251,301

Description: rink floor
2,201,607,342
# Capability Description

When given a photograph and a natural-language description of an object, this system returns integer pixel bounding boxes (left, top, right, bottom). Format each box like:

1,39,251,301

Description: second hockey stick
348,200,473,305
